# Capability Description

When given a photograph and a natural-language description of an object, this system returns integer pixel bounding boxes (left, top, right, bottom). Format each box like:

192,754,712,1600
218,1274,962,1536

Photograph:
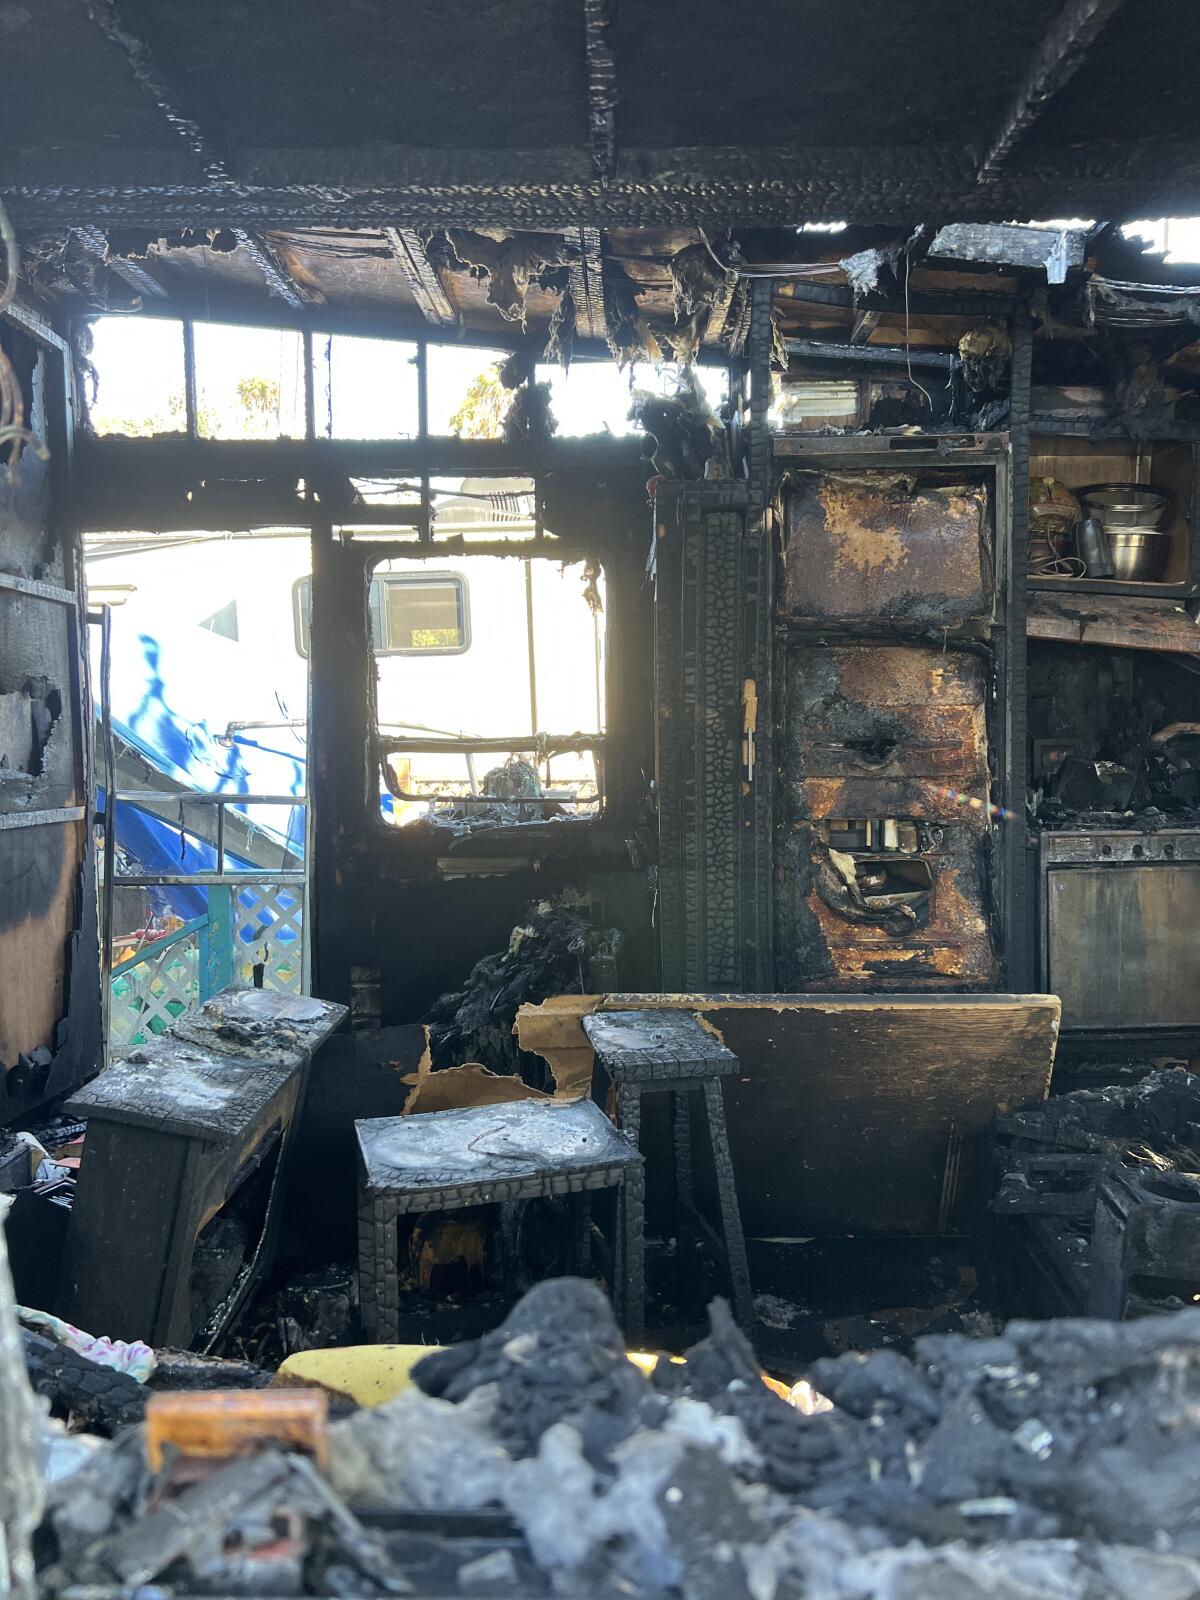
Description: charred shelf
1027,574,1197,599
1028,416,1200,442
1029,433,1199,600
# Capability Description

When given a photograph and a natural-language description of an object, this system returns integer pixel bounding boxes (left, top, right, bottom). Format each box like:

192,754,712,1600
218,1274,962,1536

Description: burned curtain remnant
424,894,622,1084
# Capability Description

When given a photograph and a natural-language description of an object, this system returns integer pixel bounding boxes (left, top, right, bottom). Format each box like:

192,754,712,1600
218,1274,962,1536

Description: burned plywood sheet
776,643,995,990
519,992,1060,1237
0,821,79,1070
781,472,992,632
1027,593,1200,655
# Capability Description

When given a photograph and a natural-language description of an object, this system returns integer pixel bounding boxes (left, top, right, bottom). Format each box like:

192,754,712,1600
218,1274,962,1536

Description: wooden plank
0,822,78,1067
1027,594,1200,654
519,992,1060,1237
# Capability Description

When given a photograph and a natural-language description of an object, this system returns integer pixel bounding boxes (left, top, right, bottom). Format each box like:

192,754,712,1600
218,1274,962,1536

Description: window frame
293,569,471,659
368,544,608,828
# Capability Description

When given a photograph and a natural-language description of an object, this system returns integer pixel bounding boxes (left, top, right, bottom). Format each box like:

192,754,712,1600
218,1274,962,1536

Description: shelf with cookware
1027,430,1199,598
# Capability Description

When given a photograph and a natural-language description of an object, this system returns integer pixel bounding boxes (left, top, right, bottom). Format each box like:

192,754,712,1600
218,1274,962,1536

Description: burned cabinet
781,471,993,633
775,455,1005,992
776,645,997,989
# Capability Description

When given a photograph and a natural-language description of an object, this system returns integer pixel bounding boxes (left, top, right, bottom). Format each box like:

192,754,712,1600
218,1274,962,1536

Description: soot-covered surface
35,1277,1200,1597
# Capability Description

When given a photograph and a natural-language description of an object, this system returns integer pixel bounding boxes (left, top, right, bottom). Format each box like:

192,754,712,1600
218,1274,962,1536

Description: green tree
448,365,510,439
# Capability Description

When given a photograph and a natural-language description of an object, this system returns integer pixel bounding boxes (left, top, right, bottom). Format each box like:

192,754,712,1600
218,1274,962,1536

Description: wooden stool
583,1009,754,1336
355,1097,643,1341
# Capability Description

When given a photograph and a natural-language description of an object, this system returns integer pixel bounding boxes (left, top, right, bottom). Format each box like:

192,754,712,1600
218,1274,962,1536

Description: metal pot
1108,528,1171,581
1079,483,1171,529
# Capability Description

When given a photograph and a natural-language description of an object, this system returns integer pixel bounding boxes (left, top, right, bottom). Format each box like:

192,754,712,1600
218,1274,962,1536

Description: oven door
1042,831,1200,1030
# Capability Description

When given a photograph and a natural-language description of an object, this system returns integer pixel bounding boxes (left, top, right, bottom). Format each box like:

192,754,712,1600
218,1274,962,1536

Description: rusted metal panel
782,645,989,798
776,643,997,991
782,472,992,630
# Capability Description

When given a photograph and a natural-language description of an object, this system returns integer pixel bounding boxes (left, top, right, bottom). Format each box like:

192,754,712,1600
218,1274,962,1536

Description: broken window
373,552,605,830
534,360,727,437
192,322,306,440
311,334,419,439
425,345,513,437
86,316,187,437
429,476,538,540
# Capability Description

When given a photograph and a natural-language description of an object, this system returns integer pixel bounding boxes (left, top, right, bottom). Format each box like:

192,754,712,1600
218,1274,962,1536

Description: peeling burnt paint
781,472,993,632
775,643,997,991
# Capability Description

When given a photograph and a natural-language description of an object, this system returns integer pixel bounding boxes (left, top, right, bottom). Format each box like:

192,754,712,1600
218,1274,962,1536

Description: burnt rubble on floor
29,1276,1200,1598
425,893,623,1080
994,1068,1200,1319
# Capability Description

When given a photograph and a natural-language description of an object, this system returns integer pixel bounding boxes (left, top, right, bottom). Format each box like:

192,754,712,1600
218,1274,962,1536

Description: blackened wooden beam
7,139,1197,232
79,3,315,310
850,311,881,344
978,0,1127,181
232,231,312,310
583,0,617,178
73,224,168,301
383,228,457,326
571,226,607,340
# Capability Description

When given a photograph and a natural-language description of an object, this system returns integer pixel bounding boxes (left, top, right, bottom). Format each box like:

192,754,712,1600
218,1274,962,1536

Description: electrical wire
0,196,16,314
701,225,941,421
696,227,843,280
902,252,935,414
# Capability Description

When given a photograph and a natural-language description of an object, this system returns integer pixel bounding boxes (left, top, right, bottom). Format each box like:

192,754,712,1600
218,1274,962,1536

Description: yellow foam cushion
274,1345,436,1407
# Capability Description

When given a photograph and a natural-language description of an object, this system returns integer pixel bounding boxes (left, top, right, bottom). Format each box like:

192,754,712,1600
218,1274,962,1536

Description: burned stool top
67,989,347,1144
583,1009,739,1082
355,1098,640,1213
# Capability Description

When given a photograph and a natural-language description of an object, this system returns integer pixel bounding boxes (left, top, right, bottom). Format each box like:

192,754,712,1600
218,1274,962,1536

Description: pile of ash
33,1277,1200,1597
1000,1066,1200,1165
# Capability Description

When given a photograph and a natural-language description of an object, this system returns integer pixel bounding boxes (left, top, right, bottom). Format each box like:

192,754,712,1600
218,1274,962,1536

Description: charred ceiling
4,2,1200,253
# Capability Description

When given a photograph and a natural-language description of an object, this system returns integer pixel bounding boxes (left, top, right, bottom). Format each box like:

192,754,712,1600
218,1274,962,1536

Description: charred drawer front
777,645,997,991
782,473,992,631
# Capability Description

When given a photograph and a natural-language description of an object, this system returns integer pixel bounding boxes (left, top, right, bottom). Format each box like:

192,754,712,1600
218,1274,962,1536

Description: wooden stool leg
672,1090,695,1213
574,1192,593,1278
360,1192,399,1343
701,1079,754,1328
617,1082,645,1339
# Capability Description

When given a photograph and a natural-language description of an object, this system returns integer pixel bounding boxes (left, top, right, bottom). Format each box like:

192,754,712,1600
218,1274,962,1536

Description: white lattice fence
232,881,305,994
110,935,202,1049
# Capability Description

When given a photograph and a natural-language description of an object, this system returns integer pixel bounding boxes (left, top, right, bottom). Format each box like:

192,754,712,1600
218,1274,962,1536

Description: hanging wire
696,227,840,280
902,251,935,414
0,197,17,314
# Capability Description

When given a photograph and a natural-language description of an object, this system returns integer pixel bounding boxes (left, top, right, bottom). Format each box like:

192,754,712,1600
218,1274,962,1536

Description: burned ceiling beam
383,227,457,326
583,0,617,178
977,0,1128,181
79,0,232,186
79,5,319,312
72,223,168,301
784,337,954,371
6,140,1198,234
571,227,607,341
850,311,881,344
231,231,313,309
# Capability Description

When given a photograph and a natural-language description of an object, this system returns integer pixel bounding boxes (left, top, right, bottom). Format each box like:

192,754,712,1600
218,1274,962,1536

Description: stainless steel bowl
1108,528,1171,581
1079,483,1171,529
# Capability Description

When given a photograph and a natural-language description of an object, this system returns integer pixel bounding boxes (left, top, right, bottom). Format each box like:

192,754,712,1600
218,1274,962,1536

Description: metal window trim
369,566,471,657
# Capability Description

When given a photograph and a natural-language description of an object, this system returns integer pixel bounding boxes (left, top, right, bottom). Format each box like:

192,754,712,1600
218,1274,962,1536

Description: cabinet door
782,472,992,631
776,643,997,991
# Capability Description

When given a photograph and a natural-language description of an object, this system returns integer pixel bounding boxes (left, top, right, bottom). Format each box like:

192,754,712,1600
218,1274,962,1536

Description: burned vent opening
0,676,62,783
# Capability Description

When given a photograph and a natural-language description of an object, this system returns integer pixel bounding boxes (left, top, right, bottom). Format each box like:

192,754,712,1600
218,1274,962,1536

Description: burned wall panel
0,319,99,1114
782,472,993,631
776,644,997,990
0,822,79,1067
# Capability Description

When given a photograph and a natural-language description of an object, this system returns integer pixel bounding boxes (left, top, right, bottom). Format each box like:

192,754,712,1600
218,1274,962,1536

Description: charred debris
10,91,1200,1599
